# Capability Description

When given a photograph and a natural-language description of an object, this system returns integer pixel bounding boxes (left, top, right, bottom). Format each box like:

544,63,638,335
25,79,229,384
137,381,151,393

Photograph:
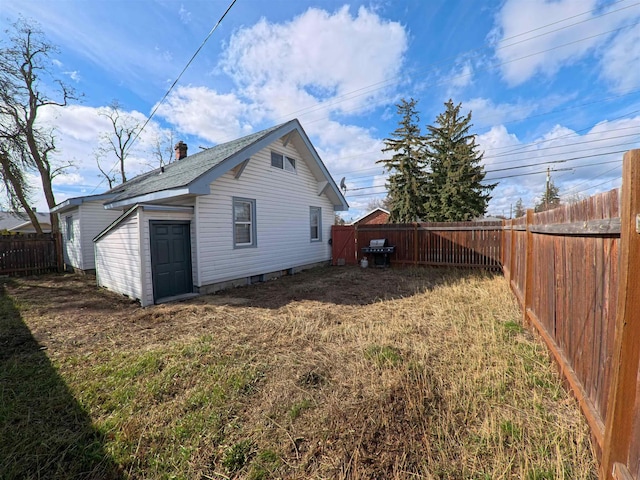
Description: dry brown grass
1,267,597,479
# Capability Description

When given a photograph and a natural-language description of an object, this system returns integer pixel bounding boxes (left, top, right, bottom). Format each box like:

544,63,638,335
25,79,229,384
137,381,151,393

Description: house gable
103,119,348,212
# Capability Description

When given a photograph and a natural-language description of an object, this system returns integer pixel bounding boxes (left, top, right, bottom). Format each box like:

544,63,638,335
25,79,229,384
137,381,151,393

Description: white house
51,193,122,272
74,119,347,306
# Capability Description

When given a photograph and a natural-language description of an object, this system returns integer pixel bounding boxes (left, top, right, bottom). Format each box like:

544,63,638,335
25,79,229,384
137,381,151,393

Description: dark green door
150,221,192,302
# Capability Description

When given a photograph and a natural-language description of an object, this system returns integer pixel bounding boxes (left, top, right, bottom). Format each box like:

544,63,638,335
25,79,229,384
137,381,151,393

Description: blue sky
3,0,640,220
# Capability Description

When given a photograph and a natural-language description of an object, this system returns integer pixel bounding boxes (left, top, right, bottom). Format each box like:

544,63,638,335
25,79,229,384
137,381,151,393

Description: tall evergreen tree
423,100,496,221
514,197,526,218
377,98,427,223
535,175,561,212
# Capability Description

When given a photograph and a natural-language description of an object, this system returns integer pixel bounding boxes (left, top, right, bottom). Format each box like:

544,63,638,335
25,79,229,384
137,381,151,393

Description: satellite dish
340,177,347,193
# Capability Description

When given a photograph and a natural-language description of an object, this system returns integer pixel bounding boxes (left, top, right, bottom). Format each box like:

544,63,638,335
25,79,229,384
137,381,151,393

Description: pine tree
377,98,427,223
535,175,561,212
423,100,496,222
514,198,526,218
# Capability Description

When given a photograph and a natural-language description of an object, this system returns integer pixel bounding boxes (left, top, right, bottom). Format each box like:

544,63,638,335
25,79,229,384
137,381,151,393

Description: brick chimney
174,141,188,161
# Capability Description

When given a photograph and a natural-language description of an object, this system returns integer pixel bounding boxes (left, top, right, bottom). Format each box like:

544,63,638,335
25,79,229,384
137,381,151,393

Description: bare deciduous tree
96,100,142,186
149,130,175,170
0,18,76,233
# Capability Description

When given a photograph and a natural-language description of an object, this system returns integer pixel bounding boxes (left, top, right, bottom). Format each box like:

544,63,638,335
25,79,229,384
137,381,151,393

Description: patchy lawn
1,267,596,479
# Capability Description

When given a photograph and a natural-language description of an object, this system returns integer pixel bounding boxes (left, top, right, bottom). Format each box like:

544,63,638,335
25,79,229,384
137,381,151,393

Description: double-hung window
310,207,321,242
233,197,256,248
271,151,296,173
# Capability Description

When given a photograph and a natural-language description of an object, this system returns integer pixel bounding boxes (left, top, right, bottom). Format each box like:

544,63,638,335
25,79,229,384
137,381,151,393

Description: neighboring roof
102,119,348,211
0,211,52,232
51,192,117,213
351,208,390,225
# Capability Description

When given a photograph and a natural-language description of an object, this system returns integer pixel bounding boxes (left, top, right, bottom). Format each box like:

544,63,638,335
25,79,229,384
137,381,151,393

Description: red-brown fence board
332,222,503,270
502,187,622,467
0,233,60,276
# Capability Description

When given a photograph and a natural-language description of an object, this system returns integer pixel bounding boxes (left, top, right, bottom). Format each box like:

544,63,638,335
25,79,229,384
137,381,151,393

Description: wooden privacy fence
332,149,640,479
0,233,62,276
503,149,640,480
331,221,502,269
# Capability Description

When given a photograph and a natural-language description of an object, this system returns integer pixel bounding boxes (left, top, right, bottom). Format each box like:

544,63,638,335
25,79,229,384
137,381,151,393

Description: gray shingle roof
0,212,51,231
107,121,288,203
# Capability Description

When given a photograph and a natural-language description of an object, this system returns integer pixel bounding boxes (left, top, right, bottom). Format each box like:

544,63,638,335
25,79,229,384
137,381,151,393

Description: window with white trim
310,207,321,242
233,197,256,248
271,151,296,172
65,215,73,241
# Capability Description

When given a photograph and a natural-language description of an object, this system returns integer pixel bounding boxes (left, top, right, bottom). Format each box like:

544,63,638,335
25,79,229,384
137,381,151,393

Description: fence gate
331,225,357,265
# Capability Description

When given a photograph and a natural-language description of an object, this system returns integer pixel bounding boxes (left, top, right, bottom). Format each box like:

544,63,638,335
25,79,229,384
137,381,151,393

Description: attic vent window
271,151,296,173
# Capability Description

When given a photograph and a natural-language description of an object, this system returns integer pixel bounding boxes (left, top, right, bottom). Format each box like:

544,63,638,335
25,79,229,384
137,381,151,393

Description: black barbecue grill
361,239,395,267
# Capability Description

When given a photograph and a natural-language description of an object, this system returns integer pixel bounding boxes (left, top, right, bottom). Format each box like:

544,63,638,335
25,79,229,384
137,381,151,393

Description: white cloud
445,61,474,97
479,116,640,216
35,103,173,206
466,97,538,128
179,4,191,24
63,70,80,82
155,86,252,143
220,5,408,115
600,25,640,92
492,0,640,86
54,172,84,185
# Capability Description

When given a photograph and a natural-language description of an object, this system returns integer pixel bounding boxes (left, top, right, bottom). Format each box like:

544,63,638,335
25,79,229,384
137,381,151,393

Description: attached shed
92,119,348,306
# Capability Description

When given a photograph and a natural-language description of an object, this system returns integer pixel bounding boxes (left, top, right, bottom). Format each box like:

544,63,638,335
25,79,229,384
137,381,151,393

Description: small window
310,207,321,242
284,156,296,172
65,216,73,241
233,197,256,248
271,151,296,173
270,151,283,169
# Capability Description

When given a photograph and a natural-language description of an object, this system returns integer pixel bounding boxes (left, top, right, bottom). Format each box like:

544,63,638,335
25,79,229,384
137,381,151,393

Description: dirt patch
3,267,446,358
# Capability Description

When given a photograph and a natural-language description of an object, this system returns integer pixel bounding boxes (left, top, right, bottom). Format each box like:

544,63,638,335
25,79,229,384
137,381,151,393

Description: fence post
522,209,534,327
354,225,359,264
509,219,517,291
56,231,64,273
414,223,418,265
601,149,640,480
501,219,505,270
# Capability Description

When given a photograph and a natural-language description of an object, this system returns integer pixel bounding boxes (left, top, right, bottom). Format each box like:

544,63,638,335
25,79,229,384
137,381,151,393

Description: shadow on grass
200,265,503,310
0,281,122,479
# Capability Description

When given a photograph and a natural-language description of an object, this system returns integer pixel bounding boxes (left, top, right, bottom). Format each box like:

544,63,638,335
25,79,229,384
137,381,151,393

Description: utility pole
545,167,551,211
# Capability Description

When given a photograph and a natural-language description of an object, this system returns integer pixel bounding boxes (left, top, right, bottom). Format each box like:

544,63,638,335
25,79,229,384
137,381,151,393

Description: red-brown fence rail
332,149,640,480
0,233,61,276
331,221,502,269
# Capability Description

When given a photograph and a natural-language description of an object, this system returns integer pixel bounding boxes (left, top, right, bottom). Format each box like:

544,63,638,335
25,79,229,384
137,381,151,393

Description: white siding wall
196,138,334,286
139,209,194,307
95,210,142,301
79,201,123,270
60,208,81,268
58,202,122,271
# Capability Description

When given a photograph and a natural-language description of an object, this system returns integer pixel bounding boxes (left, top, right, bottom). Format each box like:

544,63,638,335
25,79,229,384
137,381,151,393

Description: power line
269,1,640,124
344,152,626,197
330,95,640,178
297,19,640,128
90,0,238,193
